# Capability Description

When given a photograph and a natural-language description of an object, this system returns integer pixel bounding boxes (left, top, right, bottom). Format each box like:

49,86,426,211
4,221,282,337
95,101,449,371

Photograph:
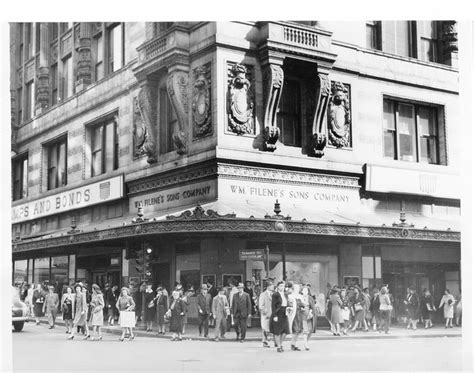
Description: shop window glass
51,256,69,293
47,136,67,190
34,257,50,285
176,253,200,292
13,260,28,285
90,118,118,177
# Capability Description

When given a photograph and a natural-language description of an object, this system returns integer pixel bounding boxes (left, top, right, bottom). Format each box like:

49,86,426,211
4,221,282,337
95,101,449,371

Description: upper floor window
159,88,178,154
383,98,440,164
367,21,444,63
25,23,33,60
277,79,302,147
49,23,58,43
61,54,73,100
90,118,118,177
24,81,34,121
12,153,28,201
51,63,58,105
17,87,23,125
107,23,124,73
18,23,24,65
93,32,104,81
46,137,67,190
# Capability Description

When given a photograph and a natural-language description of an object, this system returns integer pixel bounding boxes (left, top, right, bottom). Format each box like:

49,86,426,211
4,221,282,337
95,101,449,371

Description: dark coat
270,291,290,335
144,291,156,322
169,299,185,333
231,292,252,318
196,293,212,315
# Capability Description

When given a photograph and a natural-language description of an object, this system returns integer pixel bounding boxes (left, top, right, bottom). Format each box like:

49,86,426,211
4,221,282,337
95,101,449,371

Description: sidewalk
35,318,462,341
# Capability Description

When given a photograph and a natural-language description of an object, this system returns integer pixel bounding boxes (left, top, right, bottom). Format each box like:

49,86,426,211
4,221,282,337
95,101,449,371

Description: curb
35,319,461,342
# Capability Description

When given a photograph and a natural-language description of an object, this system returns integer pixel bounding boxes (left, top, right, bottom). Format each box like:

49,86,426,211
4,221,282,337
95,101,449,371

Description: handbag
354,303,363,312
387,305,393,311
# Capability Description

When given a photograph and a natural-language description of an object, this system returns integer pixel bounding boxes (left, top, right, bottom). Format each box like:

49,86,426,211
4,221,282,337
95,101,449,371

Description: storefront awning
12,200,460,254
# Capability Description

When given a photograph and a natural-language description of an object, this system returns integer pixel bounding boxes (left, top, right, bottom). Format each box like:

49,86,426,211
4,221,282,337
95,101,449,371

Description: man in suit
206,280,218,327
231,282,252,342
196,284,212,338
258,280,274,347
212,286,230,341
43,286,59,329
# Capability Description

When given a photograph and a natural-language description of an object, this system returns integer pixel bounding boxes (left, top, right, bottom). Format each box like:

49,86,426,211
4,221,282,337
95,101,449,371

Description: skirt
270,308,290,336
73,311,87,326
330,306,343,324
169,315,184,333
144,305,156,322
90,310,103,326
157,305,166,325
119,311,136,328
34,303,44,317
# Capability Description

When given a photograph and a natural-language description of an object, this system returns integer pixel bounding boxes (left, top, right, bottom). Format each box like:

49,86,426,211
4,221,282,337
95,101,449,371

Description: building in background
10,21,461,320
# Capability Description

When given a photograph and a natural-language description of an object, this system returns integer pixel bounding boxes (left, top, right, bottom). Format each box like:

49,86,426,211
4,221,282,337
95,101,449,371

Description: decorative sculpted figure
310,74,331,157
227,63,254,135
136,86,158,164
167,71,189,155
192,64,212,138
328,81,351,148
133,96,149,158
262,64,283,151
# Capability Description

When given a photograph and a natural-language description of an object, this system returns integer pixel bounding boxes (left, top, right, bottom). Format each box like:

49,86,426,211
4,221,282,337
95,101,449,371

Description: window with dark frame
383,98,439,164
49,23,58,43
18,23,24,65
277,79,302,147
61,54,73,100
35,23,40,54
90,118,118,177
17,87,22,125
107,23,124,74
24,81,34,121
366,21,381,50
47,136,67,190
93,32,104,81
12,153,28,201
418,21,440,63
159,89,178,154
50,63,58,106
25,23,33,60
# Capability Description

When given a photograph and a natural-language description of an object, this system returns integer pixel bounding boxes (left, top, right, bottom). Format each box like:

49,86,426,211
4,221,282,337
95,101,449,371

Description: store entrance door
90,270,120,289
152,263,171,290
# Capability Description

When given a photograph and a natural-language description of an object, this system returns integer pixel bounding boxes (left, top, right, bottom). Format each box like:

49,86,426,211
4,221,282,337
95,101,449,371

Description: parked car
12,286,29,331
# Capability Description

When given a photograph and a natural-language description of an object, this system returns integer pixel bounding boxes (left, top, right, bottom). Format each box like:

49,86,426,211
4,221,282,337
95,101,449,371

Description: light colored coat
258,290,273,332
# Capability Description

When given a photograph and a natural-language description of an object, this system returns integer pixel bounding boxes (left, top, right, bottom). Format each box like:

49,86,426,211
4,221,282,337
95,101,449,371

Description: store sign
129,180,217,215
219,178,360,207
239,249,266,260
11,175,124,224
365,165,460,199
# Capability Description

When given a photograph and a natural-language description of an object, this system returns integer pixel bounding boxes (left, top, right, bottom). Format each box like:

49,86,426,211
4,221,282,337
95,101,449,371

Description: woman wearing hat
155,286,168,335
350,286,368,332
89,284,104,341
404,286,419,330
116,287,136,341
270,281,290,353
329,287,343,336
420,288,436,329
168,290,186,341
61,286,74,334
68,284,89,340
439,289,455,328
300,284,317,350
144,284,156,332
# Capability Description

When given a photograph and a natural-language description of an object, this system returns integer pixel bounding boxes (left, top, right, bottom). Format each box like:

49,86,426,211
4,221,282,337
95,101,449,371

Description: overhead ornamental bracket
132,202,149,224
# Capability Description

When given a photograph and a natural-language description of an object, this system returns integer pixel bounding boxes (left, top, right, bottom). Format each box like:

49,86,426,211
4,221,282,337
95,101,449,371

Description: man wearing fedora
197,284,212,338
231,282,252,342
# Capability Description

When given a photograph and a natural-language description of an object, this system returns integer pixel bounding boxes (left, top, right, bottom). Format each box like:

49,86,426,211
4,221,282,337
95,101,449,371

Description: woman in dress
144,284,156,332
168,290,186,341
404,286,419,330
68,284,89,340
288,283,303,351
420,288,436,329
329,287,343,336
378,286,392,334
61,286,74,334
340,288,352,335
116,287,136,341
89,284,104,341
270,281,290,353
439,289,455,328
32,284,45,325
350,287,368,332
300,285,317,350
455,293,462,326
155,287,168,335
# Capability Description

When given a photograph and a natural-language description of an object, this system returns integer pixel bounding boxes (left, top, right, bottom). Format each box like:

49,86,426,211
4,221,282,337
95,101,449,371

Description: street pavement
12,321,463,372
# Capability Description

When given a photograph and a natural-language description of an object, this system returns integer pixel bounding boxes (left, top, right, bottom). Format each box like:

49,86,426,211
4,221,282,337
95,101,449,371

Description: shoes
83,335,90,340
291,345,301,351
67,335,74,340
277,347,283,353
215,337,219,342
240,339,244,343
305,347,310,351
170,337,176,341
119,337,124,341
129,335,135,341
263,341,270,348
98,336,102,341
48,326,53,329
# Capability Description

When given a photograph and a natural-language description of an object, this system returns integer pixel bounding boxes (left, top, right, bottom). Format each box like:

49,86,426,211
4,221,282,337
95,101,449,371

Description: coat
61,293,74,320
89,293,104,326
196,293,212,315
258,290,273,331
72,292,88,326
144,291,156,322
439,294,455,318
43,293,59,314
169,299,185,333
329,293,343,324
212,294,230,319
270,291,290,335
405,293,419,319
231,292,252,318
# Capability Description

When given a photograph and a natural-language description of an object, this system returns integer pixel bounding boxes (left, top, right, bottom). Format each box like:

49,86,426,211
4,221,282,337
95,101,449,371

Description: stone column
75,22,92,92
10,23,18,154
441,21,458,68
35,23,50,115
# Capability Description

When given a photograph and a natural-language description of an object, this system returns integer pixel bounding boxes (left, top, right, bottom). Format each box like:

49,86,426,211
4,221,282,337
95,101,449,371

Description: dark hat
409,286,416,291
156,287,163,291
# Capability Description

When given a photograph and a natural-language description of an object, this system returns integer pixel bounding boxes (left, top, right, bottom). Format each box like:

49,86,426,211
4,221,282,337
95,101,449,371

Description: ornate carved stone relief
136,85,158,163
262,64,283,151
192,63,212,139
442,21,458,54
76,23,92,88
327,81,351,148
133,96,149,159
310,73,331,157
167,71,189,155
36,66,50,110
227,63,254,135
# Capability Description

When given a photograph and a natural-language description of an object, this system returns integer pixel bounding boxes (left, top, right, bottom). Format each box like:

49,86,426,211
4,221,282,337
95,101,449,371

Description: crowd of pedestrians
15,279,462,349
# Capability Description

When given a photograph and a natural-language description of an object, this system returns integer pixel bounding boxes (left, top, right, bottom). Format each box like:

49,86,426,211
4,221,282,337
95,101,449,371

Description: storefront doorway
76,252,122,288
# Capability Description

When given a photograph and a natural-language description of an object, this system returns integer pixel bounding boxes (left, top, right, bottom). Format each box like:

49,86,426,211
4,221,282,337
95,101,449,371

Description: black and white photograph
2,1,474,372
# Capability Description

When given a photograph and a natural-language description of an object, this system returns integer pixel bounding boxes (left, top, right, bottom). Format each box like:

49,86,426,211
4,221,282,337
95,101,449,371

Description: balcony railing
137,27,190,64
283,26,318,48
